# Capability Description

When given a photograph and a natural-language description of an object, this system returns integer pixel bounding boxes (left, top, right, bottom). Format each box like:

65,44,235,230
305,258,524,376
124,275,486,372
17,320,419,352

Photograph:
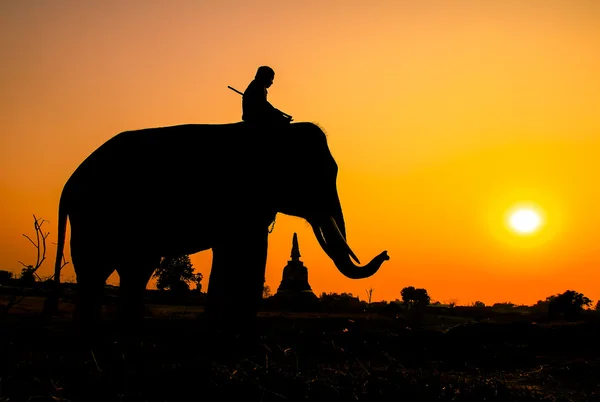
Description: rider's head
255,66,275,88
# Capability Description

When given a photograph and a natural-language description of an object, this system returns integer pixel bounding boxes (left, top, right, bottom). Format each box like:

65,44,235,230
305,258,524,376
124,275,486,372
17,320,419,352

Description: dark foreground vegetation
1,296,599,402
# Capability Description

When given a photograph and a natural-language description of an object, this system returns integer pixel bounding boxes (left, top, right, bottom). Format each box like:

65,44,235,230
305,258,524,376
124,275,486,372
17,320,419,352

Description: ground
0,296,598,401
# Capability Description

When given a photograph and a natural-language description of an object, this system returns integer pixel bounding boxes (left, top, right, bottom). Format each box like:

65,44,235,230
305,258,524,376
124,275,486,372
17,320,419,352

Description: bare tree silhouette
3,215,68,318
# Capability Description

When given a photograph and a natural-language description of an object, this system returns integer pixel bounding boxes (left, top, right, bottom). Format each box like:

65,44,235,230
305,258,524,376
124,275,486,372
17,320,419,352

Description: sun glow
486,194,561,255
509,209,541,234
507,205,544,235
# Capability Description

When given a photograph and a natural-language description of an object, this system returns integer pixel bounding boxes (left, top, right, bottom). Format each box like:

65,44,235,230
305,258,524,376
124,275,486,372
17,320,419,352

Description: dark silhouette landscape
1,218,598,401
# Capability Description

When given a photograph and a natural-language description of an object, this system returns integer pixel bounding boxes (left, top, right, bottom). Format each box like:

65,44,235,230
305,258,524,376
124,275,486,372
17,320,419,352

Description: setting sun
509,208,542,234
506,205,544,236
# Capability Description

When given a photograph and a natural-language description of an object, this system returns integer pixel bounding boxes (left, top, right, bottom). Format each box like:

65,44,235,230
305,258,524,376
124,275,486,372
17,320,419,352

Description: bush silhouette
0,270,13,285
400,286,430,309
19,266,36,286
153,255,195,297
548,290,592,321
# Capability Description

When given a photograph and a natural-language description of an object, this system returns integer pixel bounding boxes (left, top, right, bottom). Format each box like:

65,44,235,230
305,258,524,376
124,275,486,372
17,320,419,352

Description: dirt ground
1,296,599,402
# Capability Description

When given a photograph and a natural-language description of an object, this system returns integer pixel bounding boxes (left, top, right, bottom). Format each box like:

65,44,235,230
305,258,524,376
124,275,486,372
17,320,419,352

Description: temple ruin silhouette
272,233,318,310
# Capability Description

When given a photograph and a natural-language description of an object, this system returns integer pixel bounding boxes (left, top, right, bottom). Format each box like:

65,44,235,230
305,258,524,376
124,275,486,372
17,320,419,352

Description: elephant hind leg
113,256,158,385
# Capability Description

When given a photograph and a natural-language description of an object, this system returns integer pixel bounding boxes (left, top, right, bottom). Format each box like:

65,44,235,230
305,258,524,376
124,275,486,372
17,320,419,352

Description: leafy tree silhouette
261,277,271,298
153,255,195,295
472,301,486,308
548,290,592,321
320,292,357,301
319,292,363,311
532,295,557,313
596,300,600,311
400,286,430,309
492,302,515,310
190,272,203,293
19,266,36,286
0,270,13,284
262,285,272,299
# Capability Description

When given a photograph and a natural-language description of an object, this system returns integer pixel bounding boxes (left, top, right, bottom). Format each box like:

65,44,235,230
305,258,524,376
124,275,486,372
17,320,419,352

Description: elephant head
268,123,389,279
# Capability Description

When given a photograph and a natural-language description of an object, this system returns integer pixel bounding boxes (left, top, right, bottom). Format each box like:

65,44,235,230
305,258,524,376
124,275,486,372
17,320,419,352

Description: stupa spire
291,232,301,262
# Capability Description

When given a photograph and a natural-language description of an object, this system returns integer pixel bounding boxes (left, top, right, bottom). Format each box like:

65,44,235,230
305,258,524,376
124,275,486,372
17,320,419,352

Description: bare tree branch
2,214,53,319
20,215,49,274
22,234,38,248
34,215,41,267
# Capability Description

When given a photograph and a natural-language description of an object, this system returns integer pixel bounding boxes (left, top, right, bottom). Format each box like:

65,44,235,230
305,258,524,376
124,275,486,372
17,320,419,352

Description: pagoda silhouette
271,233,318,310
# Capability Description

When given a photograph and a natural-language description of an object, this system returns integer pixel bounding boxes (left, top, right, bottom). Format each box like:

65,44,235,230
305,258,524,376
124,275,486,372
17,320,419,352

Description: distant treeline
1,272,598,322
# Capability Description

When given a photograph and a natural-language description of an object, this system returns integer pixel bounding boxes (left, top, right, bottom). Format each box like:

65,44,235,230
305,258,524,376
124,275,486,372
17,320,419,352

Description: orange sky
1,1,599,306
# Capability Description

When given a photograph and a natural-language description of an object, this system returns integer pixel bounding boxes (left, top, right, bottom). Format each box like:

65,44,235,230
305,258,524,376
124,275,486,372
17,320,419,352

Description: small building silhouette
271,233,318,310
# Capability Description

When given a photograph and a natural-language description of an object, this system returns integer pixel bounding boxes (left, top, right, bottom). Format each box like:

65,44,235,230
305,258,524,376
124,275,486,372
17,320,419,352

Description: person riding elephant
242,66,292,126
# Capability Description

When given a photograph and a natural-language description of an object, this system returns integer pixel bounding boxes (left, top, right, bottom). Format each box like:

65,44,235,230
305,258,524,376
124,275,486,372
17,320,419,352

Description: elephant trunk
312,215,389,280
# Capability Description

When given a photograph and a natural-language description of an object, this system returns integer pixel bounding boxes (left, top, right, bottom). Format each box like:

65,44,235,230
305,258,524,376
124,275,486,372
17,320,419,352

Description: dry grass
1,298,598,402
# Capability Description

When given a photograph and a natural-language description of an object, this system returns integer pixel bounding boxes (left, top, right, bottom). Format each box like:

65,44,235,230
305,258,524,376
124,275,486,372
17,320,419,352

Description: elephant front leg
205,227,268,353
116,259,157,334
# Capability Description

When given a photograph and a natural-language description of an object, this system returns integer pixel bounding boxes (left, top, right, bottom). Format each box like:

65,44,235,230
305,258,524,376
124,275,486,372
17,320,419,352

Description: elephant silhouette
46,122,389,337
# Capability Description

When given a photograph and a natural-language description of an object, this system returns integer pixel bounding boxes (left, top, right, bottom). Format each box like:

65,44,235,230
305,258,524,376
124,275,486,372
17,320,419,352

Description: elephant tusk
329,216,361,264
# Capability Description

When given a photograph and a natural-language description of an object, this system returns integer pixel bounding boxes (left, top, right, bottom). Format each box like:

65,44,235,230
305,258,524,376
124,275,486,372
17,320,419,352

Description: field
1,296,599,402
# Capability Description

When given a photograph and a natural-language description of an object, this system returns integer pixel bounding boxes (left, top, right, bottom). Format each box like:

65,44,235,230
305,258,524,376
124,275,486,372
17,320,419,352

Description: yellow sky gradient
1,1,599,305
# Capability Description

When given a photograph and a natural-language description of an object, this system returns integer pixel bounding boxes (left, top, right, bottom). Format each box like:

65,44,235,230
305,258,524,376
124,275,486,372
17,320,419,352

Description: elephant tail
54,191,68,289
44,189,68,316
